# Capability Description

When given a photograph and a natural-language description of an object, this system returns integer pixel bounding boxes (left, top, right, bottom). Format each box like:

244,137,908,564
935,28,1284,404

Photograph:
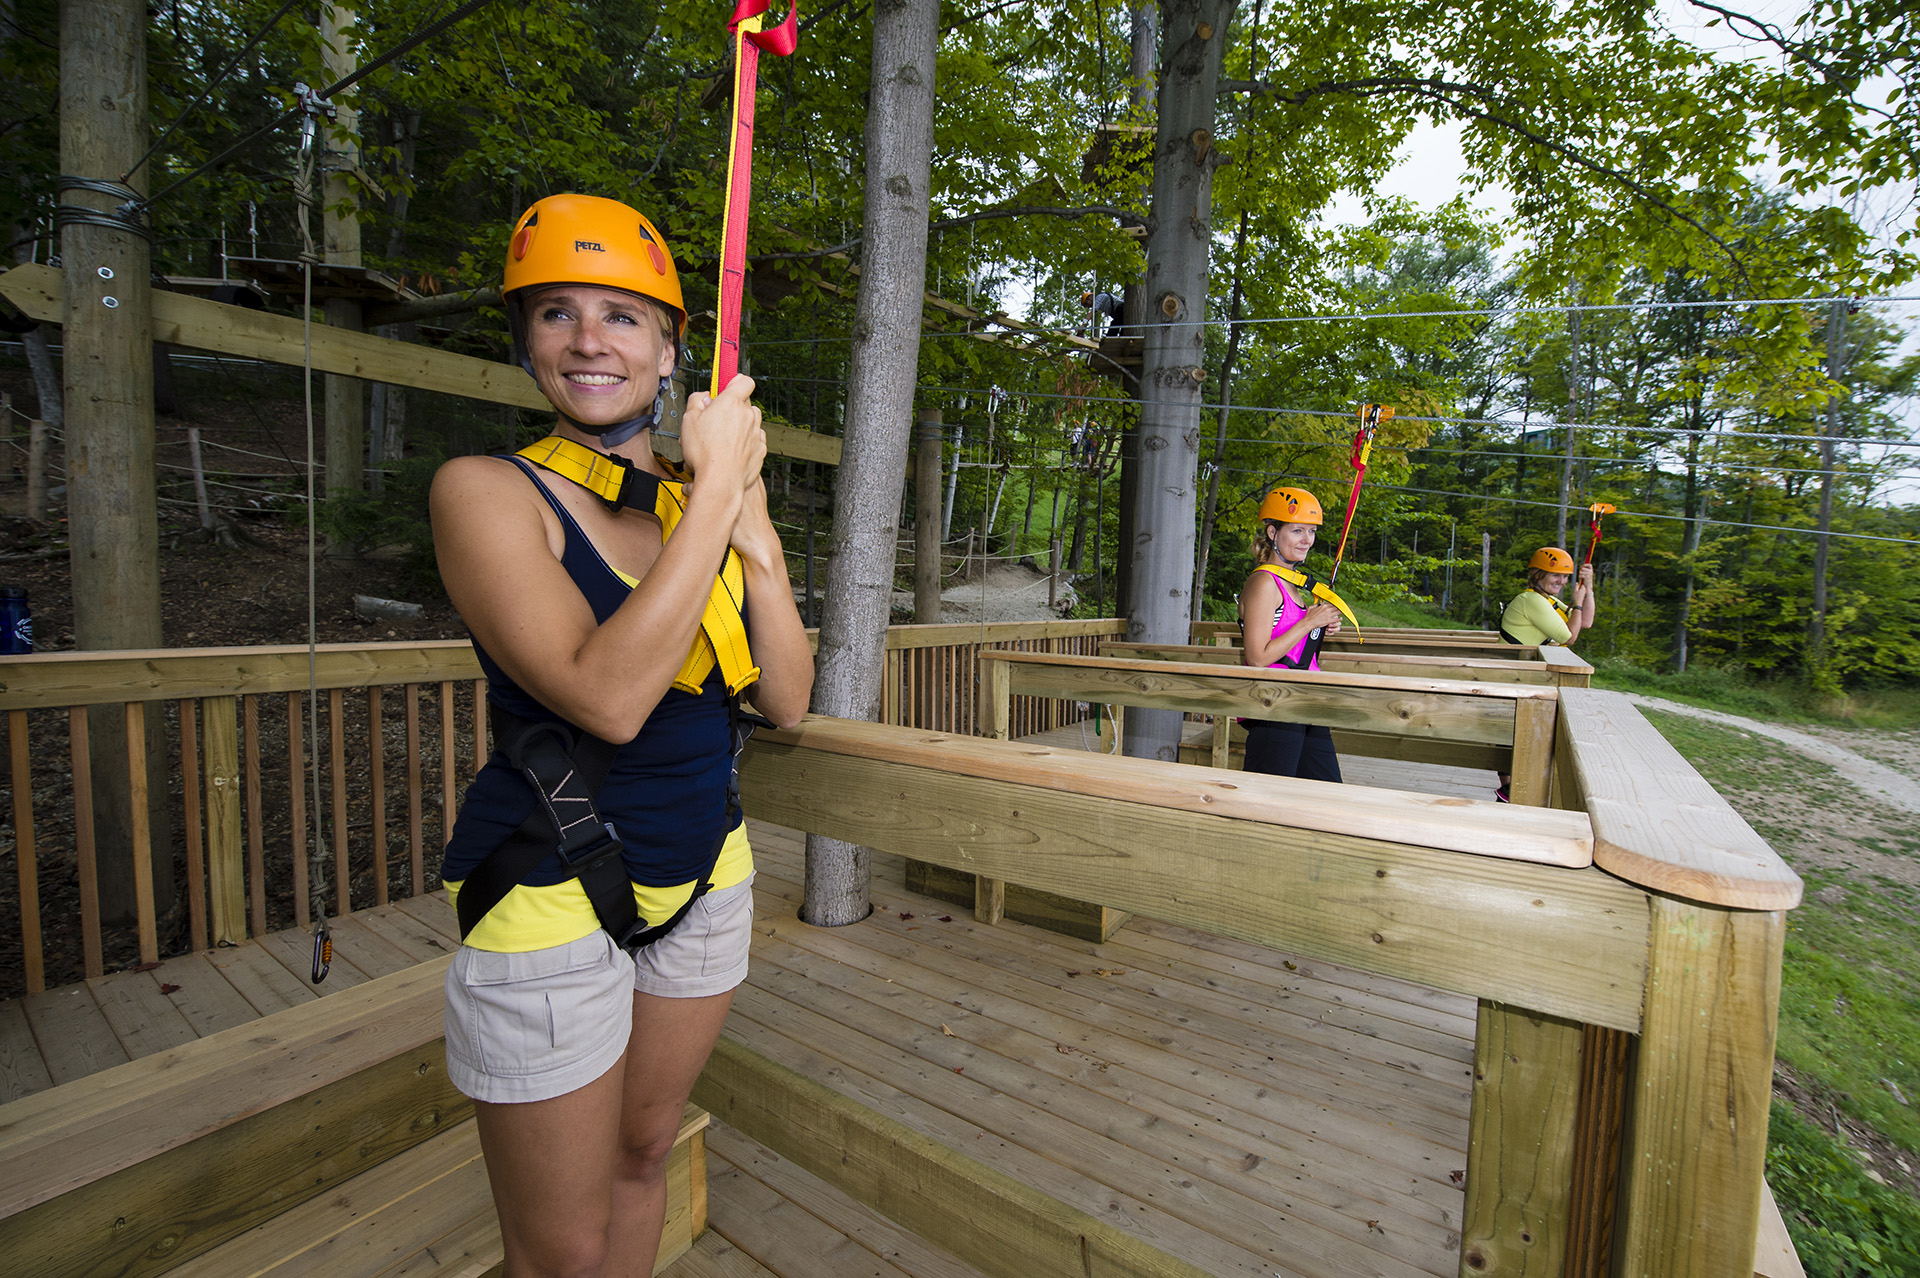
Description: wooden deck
2,818,1475,1277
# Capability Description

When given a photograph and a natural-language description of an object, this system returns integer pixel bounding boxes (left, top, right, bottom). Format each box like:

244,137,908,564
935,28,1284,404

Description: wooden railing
877,618,1127,736
982,649,1578,795
0,620,1127,999
737,694,1800,1277
0,642,486,997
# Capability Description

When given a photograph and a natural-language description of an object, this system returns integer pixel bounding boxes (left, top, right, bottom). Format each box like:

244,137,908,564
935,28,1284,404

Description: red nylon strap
713,3,800,395
1584,515,1603,567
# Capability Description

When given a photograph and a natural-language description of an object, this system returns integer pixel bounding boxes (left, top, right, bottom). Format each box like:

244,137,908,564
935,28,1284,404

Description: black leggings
1242,720,1343,783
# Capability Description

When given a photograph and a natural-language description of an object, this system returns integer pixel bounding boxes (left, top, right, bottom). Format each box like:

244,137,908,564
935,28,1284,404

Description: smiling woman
425,193,813,1275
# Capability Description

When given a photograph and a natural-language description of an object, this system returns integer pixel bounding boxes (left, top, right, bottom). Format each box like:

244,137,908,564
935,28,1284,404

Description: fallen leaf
1449,1169,1466,1186
939,915,953,922
1065,970,1082,977
158,983,181,995
1091,968,1128,977
952,1066,964,1074
1283,960,1297,971
898,912,915,920
941,1023,956,1036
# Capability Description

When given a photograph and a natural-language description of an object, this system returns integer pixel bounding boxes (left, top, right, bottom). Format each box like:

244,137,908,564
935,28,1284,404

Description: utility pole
1809,298,1845,669
1557,304,1580,547
58,0,172,924
321,2,365,495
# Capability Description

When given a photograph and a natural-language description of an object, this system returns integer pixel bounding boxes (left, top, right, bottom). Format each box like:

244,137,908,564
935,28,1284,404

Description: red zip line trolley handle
1582,502,1615,568
711,1,799,396
1330,403,1392,585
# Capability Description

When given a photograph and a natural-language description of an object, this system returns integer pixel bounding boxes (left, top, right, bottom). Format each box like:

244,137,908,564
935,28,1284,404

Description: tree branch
1221,75,1751,284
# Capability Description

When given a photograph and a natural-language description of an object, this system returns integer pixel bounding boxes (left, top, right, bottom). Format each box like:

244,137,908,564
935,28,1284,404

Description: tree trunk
60,0,172,925
1111,1,1158,624
1673,423,1704,672
914,408,942,622
804,0,940,928
13,230,63,431
321,3,365,499
1808,299,1844,671
1191,209,1250,620
1125,0,1236,762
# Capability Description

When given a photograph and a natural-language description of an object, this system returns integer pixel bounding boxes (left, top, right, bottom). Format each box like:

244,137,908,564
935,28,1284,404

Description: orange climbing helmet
1528,546,1575,573
1257,486,1324,527
503,193,687,372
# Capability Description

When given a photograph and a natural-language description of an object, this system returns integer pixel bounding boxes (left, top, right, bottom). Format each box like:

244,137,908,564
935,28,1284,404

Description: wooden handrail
879,618,1126,651
1557,687,1801,910
750,714,1590,867
741,715,1637,1029
0,641,483,711
986,649,1559,702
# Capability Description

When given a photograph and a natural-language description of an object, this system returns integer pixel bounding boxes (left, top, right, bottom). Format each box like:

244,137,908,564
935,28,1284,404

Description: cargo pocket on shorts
453,932,628,1078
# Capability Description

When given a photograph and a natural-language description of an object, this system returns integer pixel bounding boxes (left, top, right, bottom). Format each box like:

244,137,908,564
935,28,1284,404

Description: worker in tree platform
1237,486,1344,782
1493,545,1595,800
429,193,813,1275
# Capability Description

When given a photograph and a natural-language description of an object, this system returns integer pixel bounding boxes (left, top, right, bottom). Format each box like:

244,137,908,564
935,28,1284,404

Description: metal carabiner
311,915,332,984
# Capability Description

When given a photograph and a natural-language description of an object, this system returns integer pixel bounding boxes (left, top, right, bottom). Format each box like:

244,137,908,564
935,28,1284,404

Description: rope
301,259,331,978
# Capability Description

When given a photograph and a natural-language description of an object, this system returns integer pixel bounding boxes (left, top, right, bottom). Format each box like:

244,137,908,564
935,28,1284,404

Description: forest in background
5,0,1916,693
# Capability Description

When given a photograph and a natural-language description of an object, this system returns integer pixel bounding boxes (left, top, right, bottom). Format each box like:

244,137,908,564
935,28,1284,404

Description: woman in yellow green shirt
1494,546,1594,801
1500,546,1595,646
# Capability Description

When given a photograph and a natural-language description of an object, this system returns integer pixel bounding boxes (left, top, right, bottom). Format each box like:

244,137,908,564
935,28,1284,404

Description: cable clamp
53,176,152,243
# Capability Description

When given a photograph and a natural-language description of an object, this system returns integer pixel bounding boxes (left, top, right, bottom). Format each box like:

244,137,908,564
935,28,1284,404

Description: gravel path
1622,693,1920,817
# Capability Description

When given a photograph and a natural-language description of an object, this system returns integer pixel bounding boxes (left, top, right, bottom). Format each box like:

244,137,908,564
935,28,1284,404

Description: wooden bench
0,958,708,1277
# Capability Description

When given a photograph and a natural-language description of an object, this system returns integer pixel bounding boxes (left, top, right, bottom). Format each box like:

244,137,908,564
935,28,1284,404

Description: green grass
1348,596,1477,629
1591,657,1920,730
1644,710,1920,1267
1768,1101,1920,1276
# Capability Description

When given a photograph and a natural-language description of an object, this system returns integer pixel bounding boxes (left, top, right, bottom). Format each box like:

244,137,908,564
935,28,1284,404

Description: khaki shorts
444,875,754,1104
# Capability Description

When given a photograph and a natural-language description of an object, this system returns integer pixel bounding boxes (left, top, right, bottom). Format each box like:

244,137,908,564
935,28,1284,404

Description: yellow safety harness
1255,563,1361,634
517,434,760,696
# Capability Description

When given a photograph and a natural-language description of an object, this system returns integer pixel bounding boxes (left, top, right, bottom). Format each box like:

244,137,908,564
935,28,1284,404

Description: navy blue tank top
442,457,739,889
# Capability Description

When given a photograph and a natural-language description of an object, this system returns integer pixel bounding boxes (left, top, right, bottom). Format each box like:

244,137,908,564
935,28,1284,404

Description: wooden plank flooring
2,820,1476,1278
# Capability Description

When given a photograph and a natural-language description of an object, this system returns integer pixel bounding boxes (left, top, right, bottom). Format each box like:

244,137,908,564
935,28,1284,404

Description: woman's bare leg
605,990,735,1276
474,1058,628,1277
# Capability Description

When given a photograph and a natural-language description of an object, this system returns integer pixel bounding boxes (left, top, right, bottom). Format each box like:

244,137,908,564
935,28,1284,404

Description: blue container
0,587,31,655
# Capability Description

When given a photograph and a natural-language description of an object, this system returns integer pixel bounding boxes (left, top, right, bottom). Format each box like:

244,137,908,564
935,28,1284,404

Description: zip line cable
753,373,1920,453
739,291,1920,351
139,0,498,213
120,0,306,186
1223,465,1920,547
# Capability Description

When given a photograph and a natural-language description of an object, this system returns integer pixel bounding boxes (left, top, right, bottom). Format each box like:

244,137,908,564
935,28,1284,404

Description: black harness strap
456,701,768,949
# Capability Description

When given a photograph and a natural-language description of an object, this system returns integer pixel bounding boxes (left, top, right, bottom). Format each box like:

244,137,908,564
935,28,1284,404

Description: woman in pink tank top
1236,487,1343,782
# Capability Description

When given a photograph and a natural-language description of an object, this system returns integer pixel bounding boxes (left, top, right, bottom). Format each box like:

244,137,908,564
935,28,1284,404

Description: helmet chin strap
558,375,672,449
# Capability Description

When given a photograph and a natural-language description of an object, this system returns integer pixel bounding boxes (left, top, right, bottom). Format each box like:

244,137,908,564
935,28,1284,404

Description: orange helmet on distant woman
1257,486,1323,526
1528,546,1574,573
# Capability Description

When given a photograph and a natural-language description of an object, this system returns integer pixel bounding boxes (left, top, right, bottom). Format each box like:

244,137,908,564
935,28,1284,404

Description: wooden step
170,1106,710,1277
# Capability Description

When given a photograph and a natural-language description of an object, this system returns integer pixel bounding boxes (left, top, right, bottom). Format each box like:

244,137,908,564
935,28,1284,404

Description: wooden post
1611,898,1782,1275
915,409,943,623
1508,696,1556,807
1460,1000,1582,1275
202,694,246,943
1049,537,1062,608
25,420,48,520
186,425,213,530
1209,715,1230,768
62,0,172,929
320,1,366,496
